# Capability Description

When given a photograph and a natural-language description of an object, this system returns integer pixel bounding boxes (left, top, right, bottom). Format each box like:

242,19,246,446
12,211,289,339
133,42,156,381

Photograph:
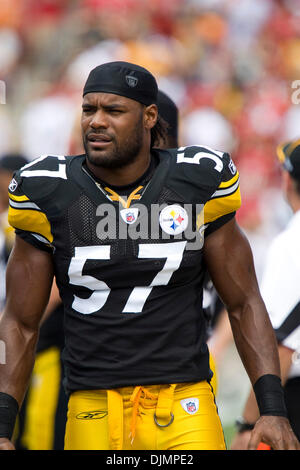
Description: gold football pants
64,378,225,450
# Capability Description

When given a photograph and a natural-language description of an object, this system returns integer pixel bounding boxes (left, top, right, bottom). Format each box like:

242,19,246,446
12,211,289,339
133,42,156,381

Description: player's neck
85,152,152,187
83,152,158,194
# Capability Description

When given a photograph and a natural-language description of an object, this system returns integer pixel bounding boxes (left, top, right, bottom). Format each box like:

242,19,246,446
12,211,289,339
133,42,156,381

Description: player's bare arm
203,218,300,450
204,218,279,381
0,236,54,449
231,344,296,449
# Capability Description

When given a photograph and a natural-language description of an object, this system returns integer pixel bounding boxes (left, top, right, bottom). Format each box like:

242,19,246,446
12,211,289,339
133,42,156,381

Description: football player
0,62,299,450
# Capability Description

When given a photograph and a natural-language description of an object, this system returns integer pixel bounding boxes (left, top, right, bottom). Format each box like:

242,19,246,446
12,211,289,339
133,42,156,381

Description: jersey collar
67,150,171,209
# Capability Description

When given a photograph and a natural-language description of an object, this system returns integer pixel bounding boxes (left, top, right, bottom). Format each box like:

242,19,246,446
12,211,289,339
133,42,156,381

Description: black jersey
8,146,241,392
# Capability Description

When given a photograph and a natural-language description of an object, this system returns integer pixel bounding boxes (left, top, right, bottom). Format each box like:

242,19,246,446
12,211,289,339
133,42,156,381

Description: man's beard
83,117,144,170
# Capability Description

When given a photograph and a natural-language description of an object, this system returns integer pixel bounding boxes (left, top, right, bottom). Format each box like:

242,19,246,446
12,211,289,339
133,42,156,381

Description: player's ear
144,104,158,130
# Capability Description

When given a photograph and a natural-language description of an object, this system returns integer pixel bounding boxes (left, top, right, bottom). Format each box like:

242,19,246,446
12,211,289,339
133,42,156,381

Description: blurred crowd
0,0,300,437
0,0,299,249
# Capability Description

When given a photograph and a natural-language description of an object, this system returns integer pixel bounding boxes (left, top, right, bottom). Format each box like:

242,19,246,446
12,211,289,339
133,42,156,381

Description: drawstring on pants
107,384,176,450
129,386,156,444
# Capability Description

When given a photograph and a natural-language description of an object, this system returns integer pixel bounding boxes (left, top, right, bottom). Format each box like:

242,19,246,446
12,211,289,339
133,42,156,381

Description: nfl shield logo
180,398,199,415
126,212,135,223
187,402,196,413
126,75,138,88
120,207,139,225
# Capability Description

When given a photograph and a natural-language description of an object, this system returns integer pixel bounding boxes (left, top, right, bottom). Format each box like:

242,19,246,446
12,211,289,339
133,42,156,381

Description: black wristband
235,417,255,433
0,392,19,439
253,374,287,418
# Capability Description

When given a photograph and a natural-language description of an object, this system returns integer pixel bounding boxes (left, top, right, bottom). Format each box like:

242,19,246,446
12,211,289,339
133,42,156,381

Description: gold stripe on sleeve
8,193,30,202
218,171,239,189
203,186,241,225
8,206,53,243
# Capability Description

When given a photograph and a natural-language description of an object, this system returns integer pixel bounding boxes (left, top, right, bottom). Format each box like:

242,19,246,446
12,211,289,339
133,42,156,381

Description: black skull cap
83,61,158,106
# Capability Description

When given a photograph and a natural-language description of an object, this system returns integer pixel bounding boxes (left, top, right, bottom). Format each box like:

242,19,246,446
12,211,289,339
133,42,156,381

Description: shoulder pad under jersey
165,145,232,203
8,154,68,203
7,155,72,245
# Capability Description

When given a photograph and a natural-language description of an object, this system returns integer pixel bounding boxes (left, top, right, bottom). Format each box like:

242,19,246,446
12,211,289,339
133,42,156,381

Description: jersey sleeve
8,186,54,252
203,153,241,236
7,156,63,252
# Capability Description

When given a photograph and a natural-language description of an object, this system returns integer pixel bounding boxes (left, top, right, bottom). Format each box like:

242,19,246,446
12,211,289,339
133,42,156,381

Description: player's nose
90,109,109,129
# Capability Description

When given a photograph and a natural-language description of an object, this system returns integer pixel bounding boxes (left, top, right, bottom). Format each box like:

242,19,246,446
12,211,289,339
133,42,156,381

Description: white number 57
177,146,224,172
68,241,187,315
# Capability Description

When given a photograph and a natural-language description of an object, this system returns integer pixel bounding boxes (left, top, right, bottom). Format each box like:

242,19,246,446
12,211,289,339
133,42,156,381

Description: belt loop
154,384,176,428
107,389,124,450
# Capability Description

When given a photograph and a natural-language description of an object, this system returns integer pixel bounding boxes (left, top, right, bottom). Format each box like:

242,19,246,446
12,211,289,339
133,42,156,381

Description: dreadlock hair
150,115,169,149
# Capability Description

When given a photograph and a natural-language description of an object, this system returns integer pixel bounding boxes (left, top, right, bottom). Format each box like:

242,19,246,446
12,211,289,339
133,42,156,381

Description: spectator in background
231,140,300,449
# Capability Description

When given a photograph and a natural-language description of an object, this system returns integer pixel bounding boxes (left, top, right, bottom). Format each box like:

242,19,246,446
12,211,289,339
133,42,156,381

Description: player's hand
248,416,300,450
230,430,252,450
0,438,15,450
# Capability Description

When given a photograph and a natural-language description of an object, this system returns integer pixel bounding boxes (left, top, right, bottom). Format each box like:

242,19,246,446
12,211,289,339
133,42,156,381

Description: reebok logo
76,410,108,420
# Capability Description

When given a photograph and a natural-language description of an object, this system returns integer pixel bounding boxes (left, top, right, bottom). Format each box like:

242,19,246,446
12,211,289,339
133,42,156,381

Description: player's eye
108,108,124,114
82,105,96,113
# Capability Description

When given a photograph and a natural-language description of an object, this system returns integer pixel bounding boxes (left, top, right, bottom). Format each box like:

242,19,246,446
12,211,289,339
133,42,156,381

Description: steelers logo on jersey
159,204,188,235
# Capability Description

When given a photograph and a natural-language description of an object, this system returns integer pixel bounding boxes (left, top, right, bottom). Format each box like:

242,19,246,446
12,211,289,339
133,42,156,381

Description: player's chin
86,142,109,159
86,149,118,169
